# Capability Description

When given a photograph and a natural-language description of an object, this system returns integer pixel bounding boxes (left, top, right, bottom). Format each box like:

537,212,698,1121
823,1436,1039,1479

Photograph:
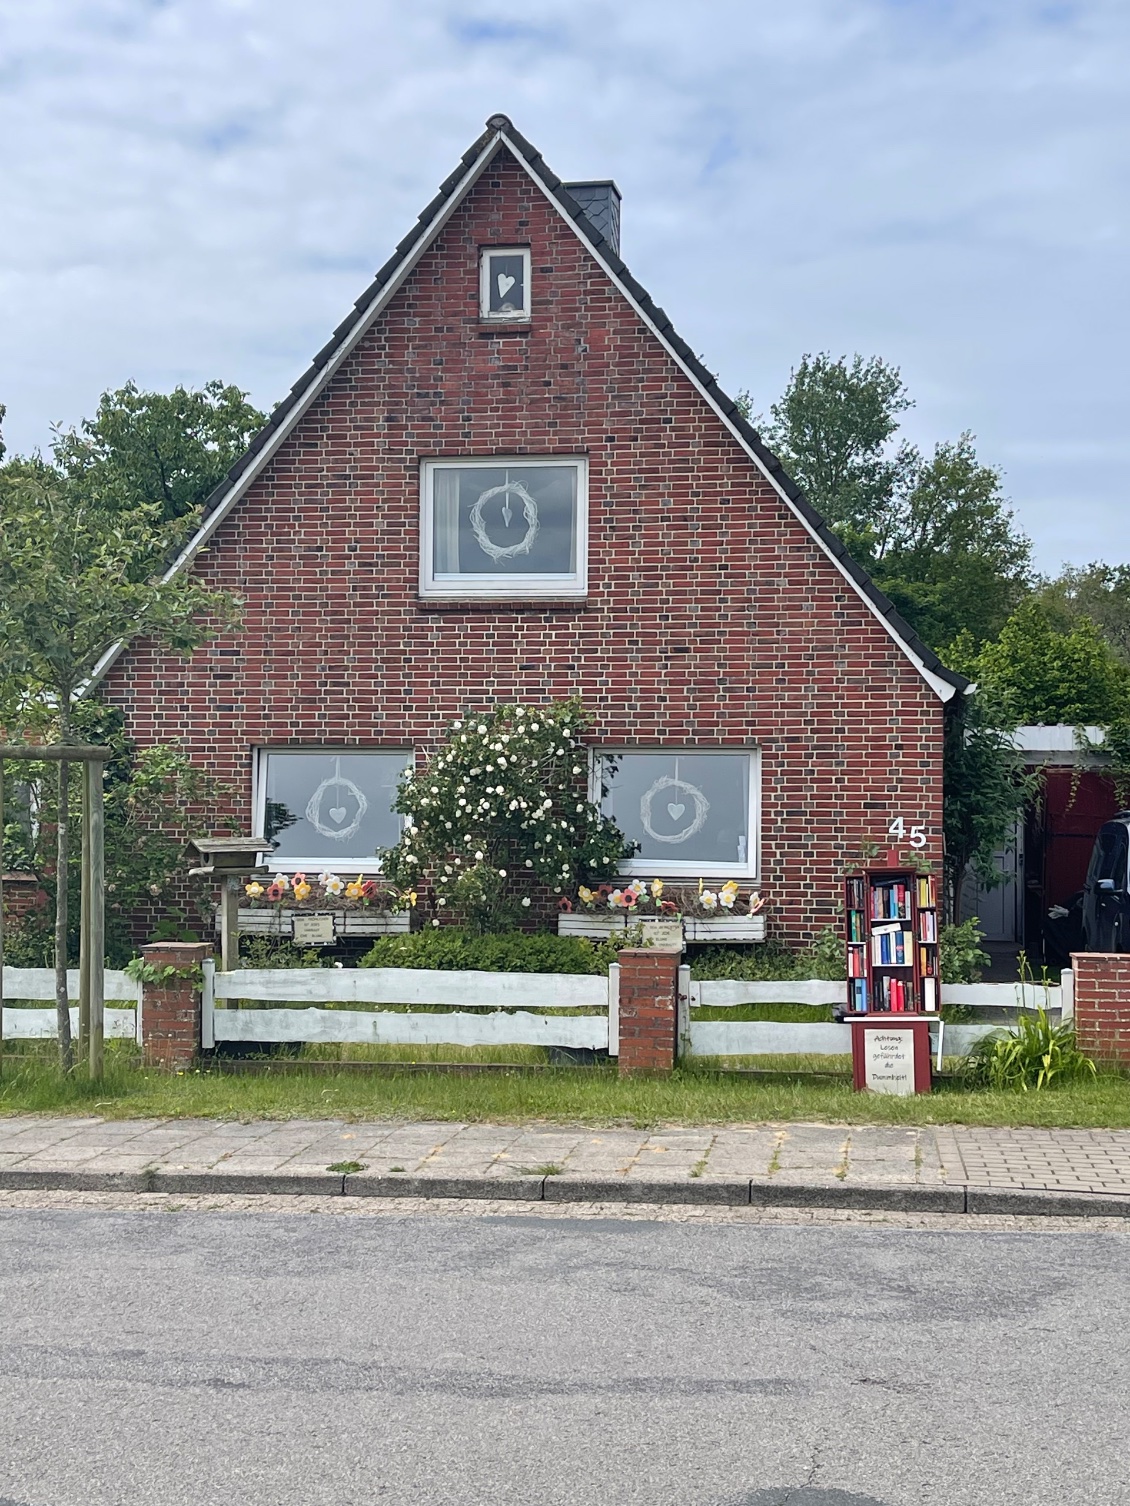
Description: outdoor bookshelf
844,860,939,1016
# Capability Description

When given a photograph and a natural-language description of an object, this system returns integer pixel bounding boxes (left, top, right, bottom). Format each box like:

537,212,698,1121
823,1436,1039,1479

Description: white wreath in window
469,481,540,562
639,775,711,845
305,776,369,842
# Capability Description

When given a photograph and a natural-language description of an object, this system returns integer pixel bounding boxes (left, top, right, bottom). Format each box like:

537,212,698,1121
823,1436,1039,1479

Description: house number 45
888,816,927,849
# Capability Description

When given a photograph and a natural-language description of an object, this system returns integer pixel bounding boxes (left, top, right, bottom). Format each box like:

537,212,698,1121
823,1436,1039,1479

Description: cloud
0,0,1127,571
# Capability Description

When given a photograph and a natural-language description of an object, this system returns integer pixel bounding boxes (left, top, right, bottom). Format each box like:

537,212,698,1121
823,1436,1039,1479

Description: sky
1,0,1127,573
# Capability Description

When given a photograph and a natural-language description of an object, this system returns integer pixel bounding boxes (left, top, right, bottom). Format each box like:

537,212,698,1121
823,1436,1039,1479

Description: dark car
1082,814,1130,952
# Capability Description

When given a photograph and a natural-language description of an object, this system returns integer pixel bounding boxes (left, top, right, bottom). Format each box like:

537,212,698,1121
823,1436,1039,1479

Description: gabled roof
89,114,968,701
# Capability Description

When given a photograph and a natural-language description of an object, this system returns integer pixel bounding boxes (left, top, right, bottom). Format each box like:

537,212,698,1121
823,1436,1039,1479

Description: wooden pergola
0,745,115,1079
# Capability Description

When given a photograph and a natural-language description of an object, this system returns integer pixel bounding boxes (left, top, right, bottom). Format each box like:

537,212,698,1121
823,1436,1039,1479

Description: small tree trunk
55,756,74,1071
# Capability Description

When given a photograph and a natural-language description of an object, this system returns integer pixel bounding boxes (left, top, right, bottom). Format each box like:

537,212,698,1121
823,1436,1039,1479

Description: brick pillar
1072,952,1130,1066
139,942,211,1070
617,947,681,1075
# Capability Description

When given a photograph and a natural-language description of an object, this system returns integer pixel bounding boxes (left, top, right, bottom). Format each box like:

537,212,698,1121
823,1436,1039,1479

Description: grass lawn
0,1041,1128,1128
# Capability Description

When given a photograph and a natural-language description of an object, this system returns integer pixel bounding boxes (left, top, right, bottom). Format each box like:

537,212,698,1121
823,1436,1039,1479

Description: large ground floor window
595,750,759,878
254,749,413,871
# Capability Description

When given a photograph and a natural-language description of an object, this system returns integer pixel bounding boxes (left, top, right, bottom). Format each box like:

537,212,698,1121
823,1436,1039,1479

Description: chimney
564,180,622,256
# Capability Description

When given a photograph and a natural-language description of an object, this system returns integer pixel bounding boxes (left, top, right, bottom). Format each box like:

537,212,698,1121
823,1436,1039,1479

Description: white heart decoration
497,272,516,298
329,807,347,824
667,802,686,820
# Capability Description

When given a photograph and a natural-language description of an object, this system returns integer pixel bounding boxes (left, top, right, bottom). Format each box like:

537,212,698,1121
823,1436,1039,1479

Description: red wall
100,146,945,943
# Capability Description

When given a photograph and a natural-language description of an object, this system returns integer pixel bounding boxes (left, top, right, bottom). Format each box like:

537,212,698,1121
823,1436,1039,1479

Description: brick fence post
1071,951,1130,1067
617,946,681,1075
139,941,211,1070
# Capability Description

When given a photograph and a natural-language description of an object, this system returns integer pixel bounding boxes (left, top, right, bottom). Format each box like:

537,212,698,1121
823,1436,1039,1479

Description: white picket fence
1,962,1073,1061
203,961,613,1051
1,968,140,1041
684,973,1073,1060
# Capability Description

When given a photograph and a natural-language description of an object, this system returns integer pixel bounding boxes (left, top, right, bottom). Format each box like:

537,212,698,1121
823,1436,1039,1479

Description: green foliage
971,599,1130,725
873,435,1032,652
239,936,329,970
965,1007,1096,1091
0,459,241,723
756,353,916,554
359,926,623,976
381,700,631,932
938,917,991,983
123,957,203,986
753,354,1031,652
942,689,1035,918
687,928,846,982
1035,562,1130,665
2,712,234,965
52,379,266,525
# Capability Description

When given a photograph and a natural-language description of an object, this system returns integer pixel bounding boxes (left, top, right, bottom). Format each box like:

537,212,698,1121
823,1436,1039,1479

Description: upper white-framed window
253,748,414,873
592,749,761,879
480,246,531,320
420,456,588,600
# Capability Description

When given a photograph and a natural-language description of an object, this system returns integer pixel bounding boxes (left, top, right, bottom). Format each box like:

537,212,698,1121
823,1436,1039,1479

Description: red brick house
92,115,965,942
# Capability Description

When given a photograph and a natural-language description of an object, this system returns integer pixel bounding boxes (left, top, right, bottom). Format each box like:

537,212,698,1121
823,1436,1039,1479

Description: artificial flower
559,897,574,912
608,889,624,909
578,885,595,905
322,875,345,897
650,878,664,899
266,882,284,901
700,889,718,911
292,879,311,901
403,890,418,907
660,900,678,914
749,892,765,913
345,876,365,900
245,881,264,898
360,880,378,900
271,874,291,892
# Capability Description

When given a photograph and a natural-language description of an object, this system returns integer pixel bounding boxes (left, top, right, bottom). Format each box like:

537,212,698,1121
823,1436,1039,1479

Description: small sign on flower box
638,917,685,951
292,913,336,946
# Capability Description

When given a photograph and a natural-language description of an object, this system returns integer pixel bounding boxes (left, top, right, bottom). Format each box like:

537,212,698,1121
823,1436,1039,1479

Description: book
923,976,937,1013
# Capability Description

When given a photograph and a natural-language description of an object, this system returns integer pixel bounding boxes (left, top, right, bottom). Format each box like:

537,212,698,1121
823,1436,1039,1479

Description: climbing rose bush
380,700,632,931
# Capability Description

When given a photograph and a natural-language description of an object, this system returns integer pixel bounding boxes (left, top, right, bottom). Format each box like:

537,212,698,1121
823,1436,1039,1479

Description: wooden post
78,770,92,1059
220,877,239,975
86,760,105,1081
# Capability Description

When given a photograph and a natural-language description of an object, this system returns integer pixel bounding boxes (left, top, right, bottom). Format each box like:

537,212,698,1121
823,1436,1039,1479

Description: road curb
1,1167,1129,1217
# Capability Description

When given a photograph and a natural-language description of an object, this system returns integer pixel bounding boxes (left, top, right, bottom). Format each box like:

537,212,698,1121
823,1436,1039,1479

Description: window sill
418,598,589,613
477,321,531,337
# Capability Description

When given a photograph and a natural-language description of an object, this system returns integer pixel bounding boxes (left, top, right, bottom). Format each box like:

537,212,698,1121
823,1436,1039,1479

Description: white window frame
419,456,589,600
591,748,762,880
252,747,414,874
479,245,531,320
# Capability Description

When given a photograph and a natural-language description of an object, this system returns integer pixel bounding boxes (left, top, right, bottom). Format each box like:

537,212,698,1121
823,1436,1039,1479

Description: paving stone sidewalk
3,1116,1130,1202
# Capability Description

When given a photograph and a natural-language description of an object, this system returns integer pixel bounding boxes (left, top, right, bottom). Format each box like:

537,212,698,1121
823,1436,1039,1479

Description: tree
0,462,240,1066
52,380,265,524
750,354,1032,652
1035,562,1130,665
971,600,1130,726
380,700,631,932
942,689,1035,921
755,353,917,558
874,435,1032,652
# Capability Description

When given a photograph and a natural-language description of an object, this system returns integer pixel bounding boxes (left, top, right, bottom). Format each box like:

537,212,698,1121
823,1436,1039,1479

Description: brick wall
1072,952,1130,1065
617,947,680,1074
139,942,210,1071
100,146,945,944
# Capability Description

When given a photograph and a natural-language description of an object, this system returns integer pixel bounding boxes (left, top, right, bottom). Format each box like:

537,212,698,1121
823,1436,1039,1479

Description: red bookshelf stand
844,853,939,1095
849,1015,933,1095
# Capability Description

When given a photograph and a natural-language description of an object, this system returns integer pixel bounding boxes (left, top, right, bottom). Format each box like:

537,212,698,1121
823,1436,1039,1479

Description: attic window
420,457,587,599
480,247,530,320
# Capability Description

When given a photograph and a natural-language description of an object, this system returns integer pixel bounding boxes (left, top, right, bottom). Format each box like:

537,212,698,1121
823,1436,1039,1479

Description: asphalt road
0,1201,1127,1506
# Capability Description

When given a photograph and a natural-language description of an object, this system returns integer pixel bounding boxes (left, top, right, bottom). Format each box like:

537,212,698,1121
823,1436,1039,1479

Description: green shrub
688,927,846,982
359,927,621,976
964,1007,1096,1091
238,935,330,969
939,917,990,983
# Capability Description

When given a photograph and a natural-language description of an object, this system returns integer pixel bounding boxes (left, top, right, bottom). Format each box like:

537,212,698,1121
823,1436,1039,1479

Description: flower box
684,914,766,943
557,913,766,944
220,908,411,939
